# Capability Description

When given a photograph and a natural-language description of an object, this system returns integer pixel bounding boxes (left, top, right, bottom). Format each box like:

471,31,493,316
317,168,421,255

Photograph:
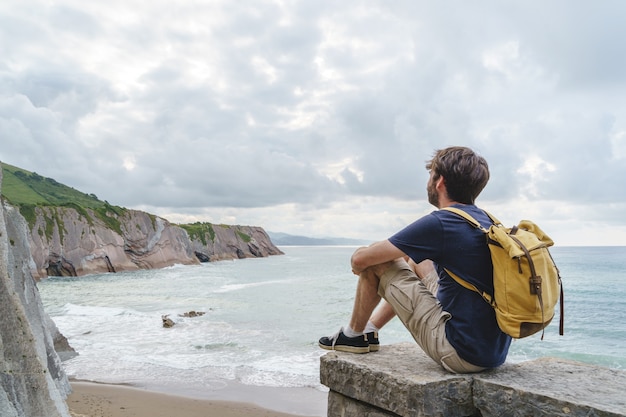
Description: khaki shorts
378,259,486,374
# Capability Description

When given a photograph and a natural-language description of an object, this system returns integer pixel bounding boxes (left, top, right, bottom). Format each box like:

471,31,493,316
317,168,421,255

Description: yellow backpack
442,207,564,339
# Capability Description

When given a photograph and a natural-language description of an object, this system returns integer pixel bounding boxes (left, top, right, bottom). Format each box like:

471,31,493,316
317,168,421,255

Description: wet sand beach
67,381,323,417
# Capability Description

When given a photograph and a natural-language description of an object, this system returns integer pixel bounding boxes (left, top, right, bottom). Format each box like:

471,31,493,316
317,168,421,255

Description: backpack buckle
530,275,542,295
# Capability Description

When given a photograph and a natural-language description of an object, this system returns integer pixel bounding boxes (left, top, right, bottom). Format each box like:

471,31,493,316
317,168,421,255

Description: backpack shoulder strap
440,207,495,306
445,268,495,306
440,207,489,232
482,210,502,226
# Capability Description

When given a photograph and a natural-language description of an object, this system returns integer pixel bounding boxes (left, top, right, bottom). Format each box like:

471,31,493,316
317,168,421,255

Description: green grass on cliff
179,222,216,245
1,162,247,240
236,230,252,243
179,223,253,245
1,162,126,232
1,163,104,209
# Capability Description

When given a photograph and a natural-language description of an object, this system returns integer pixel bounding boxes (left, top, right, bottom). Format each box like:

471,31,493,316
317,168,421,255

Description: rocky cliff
24,205,283,279
0,165,282,416
0,170,72,417
184,222,284,262
2,162,283,279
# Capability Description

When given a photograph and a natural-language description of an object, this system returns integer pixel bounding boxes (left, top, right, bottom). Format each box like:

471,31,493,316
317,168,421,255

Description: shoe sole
318,343,369,354
369,344,380,352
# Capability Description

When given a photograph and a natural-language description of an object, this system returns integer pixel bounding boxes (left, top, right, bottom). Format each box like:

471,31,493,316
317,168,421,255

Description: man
319,146,511,373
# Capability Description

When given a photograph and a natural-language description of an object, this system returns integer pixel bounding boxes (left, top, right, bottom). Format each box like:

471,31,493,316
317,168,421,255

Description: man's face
427,171,439,208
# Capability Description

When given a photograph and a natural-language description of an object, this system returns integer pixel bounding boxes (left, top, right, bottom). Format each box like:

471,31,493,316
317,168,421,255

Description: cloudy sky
2,1,625,246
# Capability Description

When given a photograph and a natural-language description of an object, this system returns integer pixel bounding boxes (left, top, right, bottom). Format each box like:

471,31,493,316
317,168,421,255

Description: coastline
68,380,327,417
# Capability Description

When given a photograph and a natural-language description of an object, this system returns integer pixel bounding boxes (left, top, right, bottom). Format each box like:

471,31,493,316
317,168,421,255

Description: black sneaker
318,328,369,354
366,331,379,352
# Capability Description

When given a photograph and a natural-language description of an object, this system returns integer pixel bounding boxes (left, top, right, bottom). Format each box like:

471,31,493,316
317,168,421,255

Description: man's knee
367,258,404,277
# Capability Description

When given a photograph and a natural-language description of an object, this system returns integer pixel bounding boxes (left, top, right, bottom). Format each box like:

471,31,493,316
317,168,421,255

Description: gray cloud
1,0,626,244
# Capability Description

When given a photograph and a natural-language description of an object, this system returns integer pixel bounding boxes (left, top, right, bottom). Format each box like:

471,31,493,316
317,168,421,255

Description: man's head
425,146,489,206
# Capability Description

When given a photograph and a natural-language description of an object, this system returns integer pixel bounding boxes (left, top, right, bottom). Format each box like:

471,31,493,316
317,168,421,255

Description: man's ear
435,175,446,191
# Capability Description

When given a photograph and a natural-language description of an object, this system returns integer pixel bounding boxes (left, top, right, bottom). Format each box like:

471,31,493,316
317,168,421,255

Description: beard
427,179,439,208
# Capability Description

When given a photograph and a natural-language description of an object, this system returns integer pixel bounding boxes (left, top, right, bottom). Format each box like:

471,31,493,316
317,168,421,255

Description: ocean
37,245,626,415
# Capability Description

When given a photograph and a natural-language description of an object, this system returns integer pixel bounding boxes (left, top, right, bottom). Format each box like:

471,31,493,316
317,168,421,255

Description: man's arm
350,240,406,275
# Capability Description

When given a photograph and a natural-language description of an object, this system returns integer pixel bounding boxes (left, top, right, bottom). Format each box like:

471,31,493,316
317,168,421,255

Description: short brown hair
425,147,489,204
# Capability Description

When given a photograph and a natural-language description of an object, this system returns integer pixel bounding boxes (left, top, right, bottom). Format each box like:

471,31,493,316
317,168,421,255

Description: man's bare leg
318,262,394,353
348,265,384,332
319,259,432,353
362,260,437,352
369,300,396,329
348,262,394,352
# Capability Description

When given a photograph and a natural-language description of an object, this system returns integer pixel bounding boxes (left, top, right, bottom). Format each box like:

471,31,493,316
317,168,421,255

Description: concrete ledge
474,357,626,417
320,343,626,417
320,343,475,417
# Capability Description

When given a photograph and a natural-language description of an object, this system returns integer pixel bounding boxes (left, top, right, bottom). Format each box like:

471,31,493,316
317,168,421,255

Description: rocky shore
0,167,298,417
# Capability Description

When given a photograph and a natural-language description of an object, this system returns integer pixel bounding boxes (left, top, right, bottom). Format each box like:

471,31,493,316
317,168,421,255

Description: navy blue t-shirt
388,204,511,368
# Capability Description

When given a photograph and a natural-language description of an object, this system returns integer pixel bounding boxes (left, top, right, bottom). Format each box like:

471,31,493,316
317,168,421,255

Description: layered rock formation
0,165,282,415
25,205,282,279
0,170,72,417
188,223,284,262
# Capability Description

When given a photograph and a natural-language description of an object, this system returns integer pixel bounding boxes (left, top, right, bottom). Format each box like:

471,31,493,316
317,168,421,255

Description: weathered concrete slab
320,343,477,417
327,391,400,417
321,343,626,417
474,357,626,417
